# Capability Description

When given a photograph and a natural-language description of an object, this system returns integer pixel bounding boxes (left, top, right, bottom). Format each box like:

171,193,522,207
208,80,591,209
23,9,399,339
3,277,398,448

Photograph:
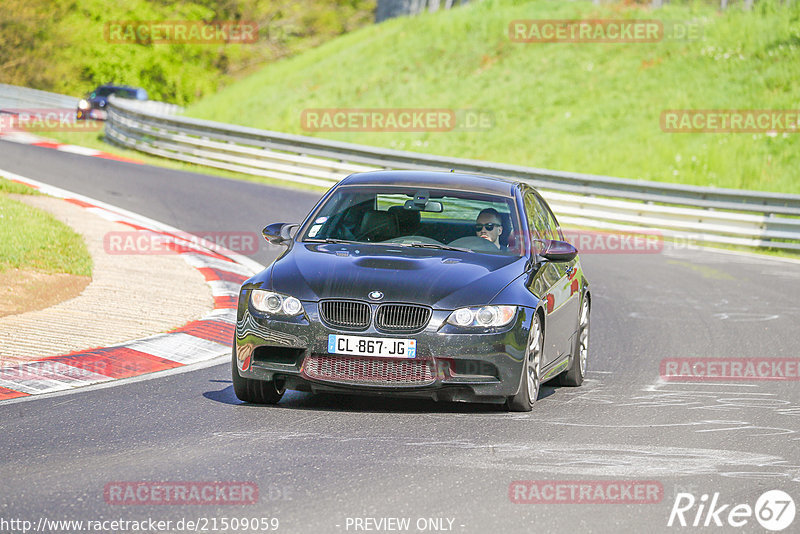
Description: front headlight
78,99,90,110
446,305,517,328
250,290,304,316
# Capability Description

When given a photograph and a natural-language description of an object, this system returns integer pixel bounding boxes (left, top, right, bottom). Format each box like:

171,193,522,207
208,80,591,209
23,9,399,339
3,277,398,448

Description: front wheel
231,349,285,404
506,314,543,412
557,295,589,387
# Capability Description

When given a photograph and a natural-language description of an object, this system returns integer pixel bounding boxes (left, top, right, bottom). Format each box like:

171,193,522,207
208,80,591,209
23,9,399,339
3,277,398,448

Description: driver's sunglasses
475,223,500,231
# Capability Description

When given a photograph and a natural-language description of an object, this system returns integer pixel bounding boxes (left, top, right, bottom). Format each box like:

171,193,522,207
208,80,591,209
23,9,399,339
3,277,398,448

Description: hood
267,243,526,309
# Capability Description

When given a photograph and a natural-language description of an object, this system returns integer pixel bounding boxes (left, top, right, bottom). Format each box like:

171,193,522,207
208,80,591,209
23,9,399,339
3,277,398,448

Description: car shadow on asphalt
204,379,560,413
203,380,242,405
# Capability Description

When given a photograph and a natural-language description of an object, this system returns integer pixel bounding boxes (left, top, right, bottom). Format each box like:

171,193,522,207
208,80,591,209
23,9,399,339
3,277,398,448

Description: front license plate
327,334,416,358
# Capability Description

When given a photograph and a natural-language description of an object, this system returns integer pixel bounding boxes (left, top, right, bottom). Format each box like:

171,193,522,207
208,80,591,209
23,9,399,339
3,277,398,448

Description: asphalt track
1,140,799,533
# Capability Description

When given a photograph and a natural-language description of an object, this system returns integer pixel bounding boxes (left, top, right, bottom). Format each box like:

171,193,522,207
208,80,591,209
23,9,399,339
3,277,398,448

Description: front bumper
235,299,535,405
77,108,107,121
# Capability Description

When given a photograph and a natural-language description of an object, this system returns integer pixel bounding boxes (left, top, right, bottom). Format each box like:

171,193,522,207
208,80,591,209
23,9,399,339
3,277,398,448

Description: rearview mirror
402,199,443,212
540,240,578,262
262,223,298,246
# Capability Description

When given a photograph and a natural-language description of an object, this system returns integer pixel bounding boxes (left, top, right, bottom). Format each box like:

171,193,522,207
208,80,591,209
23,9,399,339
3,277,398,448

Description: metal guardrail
0,84,182,119
100,96,800,252
120,99,183,116
0,84,79,110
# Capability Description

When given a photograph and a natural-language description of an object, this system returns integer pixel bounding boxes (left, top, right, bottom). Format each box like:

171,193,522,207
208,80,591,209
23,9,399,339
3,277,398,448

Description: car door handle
565,266,573,275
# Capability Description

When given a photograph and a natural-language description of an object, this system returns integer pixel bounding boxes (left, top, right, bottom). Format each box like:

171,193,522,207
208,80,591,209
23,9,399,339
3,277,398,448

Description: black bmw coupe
233,170,590,411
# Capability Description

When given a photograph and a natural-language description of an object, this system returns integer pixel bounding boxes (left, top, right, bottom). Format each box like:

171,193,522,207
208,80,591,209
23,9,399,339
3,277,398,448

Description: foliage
0,0,375,104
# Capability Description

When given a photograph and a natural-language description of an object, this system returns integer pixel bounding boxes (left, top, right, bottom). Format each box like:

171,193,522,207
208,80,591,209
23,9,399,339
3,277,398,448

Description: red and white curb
0,129,142,164
0,169,264,401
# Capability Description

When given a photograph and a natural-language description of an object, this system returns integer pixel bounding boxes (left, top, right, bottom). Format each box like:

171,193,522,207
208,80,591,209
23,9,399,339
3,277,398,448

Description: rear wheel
557,295,589,387
231,348,285,404
506,314,543,412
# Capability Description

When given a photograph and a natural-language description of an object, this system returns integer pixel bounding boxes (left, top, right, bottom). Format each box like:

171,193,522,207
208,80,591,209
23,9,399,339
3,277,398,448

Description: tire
506,313,543,412
557,294,590,387
231,348,285,404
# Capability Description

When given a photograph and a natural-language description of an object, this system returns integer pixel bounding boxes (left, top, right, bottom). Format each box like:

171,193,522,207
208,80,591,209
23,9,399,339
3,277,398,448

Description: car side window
524,192,546,254
533,195,561,241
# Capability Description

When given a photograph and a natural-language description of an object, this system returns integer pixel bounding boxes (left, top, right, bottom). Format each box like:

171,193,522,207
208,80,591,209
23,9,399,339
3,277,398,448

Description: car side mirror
262,223,298,246
540,240,578,262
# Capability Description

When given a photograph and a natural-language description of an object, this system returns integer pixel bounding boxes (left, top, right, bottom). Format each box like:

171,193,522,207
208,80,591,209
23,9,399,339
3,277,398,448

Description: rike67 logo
668,490,795,531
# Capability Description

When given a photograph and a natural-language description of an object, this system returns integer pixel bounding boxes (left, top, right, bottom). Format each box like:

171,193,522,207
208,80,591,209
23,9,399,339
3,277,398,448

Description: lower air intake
302,354,435,386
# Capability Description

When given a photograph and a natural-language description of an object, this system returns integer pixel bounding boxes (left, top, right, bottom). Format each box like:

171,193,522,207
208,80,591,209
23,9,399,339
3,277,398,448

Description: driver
475,208,503,249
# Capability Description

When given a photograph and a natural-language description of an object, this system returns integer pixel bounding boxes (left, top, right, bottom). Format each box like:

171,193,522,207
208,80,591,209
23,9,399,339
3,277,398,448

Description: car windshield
91,87,116,97
301,185,526,256
116,88,141,99
91,87,143,99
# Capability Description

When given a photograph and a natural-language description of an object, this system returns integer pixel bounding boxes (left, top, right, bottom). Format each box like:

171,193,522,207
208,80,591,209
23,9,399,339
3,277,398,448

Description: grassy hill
185,0,800,194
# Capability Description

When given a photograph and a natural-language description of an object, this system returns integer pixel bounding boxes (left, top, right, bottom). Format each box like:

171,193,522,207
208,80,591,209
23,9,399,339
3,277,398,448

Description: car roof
338,170,520,197
97,84,140,90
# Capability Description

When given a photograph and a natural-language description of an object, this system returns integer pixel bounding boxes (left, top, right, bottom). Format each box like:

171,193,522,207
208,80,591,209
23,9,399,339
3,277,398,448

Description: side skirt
541,356,570,383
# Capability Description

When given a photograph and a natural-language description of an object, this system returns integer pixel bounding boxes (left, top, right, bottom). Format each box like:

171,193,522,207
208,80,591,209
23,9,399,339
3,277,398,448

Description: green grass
0,179,92,275
0,177,40,195
183,0,800,195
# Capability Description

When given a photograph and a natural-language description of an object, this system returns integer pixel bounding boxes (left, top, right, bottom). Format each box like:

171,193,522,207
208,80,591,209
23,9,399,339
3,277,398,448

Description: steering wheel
448,236,503,252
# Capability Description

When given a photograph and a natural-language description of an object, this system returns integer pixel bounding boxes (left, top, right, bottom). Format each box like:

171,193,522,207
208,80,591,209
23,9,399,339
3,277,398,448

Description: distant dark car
233,171,590,411
76,84,147,120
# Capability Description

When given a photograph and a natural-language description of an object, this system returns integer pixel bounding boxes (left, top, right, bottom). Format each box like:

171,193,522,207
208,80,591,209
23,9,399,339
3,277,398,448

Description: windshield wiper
407,242,471,253
305,238,358,244
306,239,470,253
